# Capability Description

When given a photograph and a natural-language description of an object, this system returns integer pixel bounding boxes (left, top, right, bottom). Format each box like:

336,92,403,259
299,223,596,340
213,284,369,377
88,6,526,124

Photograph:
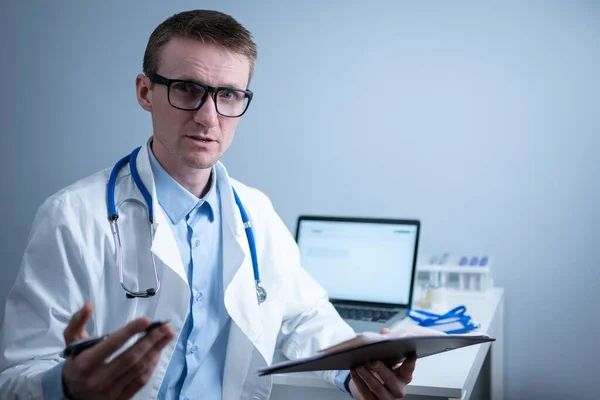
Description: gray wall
1,1,598,399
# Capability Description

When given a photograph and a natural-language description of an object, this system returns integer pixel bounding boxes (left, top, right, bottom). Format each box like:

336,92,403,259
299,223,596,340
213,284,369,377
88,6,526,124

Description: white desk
271,288,504,400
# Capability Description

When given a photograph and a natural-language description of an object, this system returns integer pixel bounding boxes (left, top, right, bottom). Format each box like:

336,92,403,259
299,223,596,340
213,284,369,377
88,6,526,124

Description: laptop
295,216,420,333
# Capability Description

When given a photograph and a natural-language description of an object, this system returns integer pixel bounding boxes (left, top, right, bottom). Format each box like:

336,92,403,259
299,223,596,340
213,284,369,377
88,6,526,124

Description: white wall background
1,1,598,399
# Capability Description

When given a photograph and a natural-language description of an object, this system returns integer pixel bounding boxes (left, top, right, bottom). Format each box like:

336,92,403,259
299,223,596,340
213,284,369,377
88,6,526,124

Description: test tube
468,257,478,290
459,256,468,291
469,274,478,291
479,256,489,291
439,253,449,286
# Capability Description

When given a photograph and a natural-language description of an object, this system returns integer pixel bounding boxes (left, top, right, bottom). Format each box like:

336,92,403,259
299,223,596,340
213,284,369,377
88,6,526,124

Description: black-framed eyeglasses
148,73,253,118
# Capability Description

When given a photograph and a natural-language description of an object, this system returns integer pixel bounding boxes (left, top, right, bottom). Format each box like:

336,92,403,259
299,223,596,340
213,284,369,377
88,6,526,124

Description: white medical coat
0,140,355,399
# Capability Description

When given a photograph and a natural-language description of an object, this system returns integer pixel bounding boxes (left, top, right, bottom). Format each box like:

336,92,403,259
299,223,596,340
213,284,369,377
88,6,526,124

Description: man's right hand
62,303,175,400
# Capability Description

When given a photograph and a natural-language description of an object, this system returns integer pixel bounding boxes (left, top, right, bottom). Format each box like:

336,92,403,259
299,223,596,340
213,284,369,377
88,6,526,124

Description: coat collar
147,144,217,225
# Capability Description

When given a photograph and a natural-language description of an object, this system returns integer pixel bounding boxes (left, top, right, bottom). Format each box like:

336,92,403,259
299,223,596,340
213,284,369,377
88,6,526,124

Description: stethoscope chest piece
256,281,267,304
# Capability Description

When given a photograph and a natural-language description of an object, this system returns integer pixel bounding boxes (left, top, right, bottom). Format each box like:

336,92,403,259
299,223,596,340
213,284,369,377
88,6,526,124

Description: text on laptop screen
296,220,418,305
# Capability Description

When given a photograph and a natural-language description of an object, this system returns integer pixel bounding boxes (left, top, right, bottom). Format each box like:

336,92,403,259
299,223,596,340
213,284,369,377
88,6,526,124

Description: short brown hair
143,10,258,84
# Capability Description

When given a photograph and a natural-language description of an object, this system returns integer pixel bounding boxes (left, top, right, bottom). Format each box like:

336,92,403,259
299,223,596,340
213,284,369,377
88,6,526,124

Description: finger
117,351,161,399
115,329,174,399
63,302,93,345
356,366,394,400
76,317,152,371
391,353,417,370
395,354,417,385
370,361,407,398
379,327,391,334
96,323,174,389
350,370,377,400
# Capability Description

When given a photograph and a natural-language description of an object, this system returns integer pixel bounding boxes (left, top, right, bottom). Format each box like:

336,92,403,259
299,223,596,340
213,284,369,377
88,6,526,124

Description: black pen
61,320,169,358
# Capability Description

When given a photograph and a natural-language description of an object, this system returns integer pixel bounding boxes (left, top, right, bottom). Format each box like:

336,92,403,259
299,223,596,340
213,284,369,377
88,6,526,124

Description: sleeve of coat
0,196,91,399
258,195,357,387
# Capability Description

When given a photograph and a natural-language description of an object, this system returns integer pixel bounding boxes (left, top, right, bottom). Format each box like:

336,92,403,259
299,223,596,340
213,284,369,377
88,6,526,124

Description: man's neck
150,141,212,199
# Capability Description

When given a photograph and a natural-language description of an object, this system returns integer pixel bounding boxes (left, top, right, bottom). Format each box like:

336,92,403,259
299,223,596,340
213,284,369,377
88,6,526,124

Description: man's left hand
348,328,417,399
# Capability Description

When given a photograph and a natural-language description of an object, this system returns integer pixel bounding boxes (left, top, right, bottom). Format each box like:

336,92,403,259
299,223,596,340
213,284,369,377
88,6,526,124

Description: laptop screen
296,217,419,306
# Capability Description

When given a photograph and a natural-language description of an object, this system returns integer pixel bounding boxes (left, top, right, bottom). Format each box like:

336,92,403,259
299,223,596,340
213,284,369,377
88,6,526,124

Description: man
0,9,416,399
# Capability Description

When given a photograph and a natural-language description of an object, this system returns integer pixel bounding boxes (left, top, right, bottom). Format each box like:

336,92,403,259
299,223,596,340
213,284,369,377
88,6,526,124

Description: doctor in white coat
0,9,416,400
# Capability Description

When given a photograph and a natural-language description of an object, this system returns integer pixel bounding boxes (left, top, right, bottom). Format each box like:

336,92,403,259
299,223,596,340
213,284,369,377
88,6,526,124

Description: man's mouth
187,136,214,143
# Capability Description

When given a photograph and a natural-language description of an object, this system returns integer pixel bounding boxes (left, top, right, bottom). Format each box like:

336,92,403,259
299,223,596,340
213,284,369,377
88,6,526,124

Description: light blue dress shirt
41,148,350,398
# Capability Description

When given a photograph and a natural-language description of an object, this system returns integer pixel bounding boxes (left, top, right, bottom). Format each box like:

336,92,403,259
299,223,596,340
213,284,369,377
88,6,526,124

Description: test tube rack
416,255,494,294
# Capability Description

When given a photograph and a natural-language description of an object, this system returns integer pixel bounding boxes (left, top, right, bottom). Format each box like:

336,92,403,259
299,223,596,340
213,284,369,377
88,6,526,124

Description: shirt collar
148,144,217,224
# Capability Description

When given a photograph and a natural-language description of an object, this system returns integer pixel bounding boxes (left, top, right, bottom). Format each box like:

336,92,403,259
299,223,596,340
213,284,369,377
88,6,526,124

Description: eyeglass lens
169,81,249,117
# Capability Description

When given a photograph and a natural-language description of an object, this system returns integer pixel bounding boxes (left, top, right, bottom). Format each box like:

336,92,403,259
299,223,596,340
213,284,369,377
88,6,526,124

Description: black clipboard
258,333,495,376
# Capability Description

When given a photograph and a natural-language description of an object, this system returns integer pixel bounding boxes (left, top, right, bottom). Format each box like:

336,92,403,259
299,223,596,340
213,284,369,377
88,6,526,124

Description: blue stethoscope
407,306,480,334
107,146,267,304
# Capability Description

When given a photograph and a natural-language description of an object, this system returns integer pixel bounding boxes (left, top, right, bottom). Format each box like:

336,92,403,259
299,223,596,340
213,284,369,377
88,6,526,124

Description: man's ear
136,74,152,112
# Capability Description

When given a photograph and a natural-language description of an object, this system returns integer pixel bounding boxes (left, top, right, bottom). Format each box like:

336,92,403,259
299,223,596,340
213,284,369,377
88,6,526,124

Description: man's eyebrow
173,75,204,84
219,83,247,90
176,75,246,90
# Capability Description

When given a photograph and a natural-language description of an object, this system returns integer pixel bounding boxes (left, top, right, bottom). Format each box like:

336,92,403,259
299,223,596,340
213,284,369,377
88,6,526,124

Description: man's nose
193,95,219,127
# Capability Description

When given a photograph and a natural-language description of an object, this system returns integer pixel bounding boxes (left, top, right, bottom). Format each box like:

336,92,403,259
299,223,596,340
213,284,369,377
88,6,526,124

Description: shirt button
195,291,204,302
190,345,198,354
194,239,200,248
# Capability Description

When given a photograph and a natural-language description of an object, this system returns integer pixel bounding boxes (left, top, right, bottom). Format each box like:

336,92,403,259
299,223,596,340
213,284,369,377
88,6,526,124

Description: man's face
137,37,251,171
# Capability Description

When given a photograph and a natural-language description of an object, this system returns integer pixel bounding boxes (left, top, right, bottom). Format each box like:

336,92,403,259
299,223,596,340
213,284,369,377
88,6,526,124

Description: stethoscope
407,305,480,334
107,146,267,304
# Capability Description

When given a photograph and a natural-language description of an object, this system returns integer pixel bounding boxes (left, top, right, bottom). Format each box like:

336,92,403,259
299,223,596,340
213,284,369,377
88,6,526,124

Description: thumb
63,302,92,345
379,327,391,334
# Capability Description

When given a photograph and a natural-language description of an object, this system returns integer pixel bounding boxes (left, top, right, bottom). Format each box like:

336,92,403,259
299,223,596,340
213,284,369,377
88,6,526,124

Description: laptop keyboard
335,305,399,323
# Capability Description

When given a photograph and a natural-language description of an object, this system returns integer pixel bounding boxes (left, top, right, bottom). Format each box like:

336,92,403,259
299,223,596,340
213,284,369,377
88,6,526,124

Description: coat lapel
216,162,272,397
221,223,263,344
217,162,264,344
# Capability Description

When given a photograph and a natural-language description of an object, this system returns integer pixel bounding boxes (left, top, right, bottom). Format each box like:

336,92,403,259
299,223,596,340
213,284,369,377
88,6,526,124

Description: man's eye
219,90,234,100
219,90,244,101
173,82,202,95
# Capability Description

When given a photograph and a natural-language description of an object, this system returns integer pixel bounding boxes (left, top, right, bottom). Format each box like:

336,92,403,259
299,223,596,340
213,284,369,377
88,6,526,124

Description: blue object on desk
408,306,480,334
459,256,468,266
469,257,479,266
480,256,489,266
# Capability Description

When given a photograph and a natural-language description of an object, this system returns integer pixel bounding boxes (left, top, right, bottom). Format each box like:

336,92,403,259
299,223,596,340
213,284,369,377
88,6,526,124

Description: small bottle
430,282,447,311
418,282,432,309
428,267,447,310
